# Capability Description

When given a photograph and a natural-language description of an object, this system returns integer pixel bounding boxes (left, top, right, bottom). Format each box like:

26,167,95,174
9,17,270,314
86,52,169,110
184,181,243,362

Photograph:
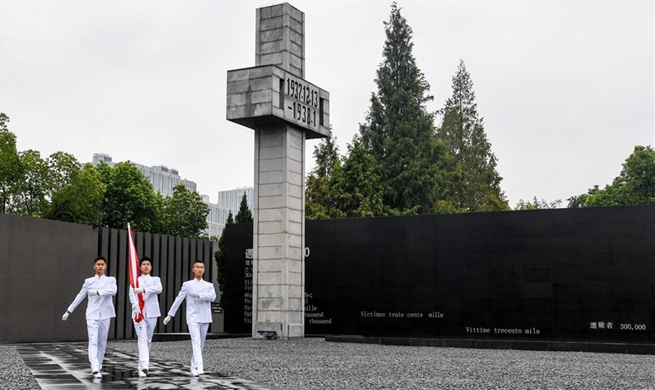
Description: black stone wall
223,205,655,343
0,214,215,343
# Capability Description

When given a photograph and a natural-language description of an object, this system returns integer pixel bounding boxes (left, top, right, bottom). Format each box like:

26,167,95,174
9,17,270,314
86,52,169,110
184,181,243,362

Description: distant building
92,153,196,197
92,153,218,237
202,194,227,238
217,187,254,216
211,187,255,238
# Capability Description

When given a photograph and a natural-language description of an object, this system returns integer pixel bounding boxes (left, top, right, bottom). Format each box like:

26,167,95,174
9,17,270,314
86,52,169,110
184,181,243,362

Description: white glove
163,315,172,325
133,287,145,294
189,291,200,298
133,305,141,315
87,289,99,297
62,311,70,321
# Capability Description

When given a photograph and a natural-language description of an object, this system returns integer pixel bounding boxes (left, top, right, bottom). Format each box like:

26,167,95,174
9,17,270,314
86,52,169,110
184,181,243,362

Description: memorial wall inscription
224,205,655,343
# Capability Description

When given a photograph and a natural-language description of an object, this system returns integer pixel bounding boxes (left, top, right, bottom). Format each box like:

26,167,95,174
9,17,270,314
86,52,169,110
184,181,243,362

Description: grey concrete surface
5,338,655,389
117,338,655,390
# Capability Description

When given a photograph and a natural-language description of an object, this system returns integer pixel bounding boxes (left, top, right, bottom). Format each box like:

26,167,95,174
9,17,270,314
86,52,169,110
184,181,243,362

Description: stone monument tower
226,3,330,338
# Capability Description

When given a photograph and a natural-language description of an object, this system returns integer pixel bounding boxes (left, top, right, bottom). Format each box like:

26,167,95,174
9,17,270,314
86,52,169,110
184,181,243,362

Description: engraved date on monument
289,102,316,125
286,77,319,107
285,75,319,127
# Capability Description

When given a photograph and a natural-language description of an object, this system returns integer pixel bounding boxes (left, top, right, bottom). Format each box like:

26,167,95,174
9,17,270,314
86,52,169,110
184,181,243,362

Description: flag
127,223,144,322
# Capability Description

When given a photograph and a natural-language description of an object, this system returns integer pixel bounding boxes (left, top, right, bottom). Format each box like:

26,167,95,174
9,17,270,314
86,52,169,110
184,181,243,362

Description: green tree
99,161,161,232
47,151,81,195
0,114,83,217
215,210,234,308
306,129,341,220
234,191,253,223
568,145,655,207
0,113,23,214
437,60,509,212
333,136,385,218
12,149,50,217
515,197,562,210
45,163,105,225
160,183,209,238
359,3,445,215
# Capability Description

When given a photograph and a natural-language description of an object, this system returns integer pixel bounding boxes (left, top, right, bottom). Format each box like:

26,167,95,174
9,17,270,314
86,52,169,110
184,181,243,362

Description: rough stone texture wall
256,3,304,78
253,125,305,338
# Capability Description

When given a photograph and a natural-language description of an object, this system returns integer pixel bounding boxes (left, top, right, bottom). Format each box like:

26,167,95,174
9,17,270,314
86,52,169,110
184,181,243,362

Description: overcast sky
1,0,653,206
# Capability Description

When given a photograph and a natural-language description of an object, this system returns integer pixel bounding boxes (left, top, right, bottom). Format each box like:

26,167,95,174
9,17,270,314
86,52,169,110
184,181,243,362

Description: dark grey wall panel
163,236,175,333
0,216,97,342
224,205,655,344
0,214,215,343
0,214,10,342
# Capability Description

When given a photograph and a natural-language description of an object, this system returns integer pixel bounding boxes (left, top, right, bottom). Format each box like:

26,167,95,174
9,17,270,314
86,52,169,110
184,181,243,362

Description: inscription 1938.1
283,73,321,129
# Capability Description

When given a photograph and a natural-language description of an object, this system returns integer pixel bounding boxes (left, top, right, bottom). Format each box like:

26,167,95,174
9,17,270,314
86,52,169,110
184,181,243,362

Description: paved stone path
16,342,275,389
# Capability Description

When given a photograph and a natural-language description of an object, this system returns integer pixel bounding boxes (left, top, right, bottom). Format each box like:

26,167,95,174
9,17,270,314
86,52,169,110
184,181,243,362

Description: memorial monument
226,3,330,338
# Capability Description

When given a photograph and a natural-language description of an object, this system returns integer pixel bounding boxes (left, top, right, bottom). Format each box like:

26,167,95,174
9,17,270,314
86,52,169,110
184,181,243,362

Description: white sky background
0,0,653,206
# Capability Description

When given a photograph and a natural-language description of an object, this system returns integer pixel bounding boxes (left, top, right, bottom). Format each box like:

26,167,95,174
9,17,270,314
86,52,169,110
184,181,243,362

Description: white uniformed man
128,256,162,378
62,256,117,379
163,260,216,376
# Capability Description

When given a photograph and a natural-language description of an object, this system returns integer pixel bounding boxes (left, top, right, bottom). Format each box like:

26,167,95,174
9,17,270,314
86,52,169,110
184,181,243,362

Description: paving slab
16,342,275,390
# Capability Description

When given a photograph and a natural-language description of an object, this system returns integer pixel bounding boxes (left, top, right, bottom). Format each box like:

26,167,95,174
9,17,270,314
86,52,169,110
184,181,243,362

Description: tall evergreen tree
215,210,234,308
333,136,385,217
0,113,23,214
306,129,341,220
437,60,509,212
359,3,445,215
234,191,253,223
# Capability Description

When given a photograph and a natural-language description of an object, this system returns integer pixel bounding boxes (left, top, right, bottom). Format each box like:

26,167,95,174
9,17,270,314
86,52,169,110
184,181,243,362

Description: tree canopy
306,129,341,220
160,183,209,238
306,4,512,218
515,197,562,211
569,146,655,208
235,191,253,223
45,163,105,225
437,60,508,212
358,3,445,215
333,136,385,218
0,113,23,214
98,161,161,232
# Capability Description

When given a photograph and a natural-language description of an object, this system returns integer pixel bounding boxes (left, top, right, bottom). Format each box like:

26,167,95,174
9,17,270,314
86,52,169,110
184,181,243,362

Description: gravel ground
110,338,655,390
0,345,40,390
4,338,655,389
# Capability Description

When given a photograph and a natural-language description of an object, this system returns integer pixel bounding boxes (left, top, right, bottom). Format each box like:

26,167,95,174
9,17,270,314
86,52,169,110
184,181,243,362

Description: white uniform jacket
67,275,117,320
128,274,163,318
168,278,216,324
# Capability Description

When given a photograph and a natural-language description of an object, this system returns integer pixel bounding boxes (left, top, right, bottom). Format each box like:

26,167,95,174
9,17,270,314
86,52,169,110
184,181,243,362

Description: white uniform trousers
188,322,209,371
87,318,111,371
133,318,157,371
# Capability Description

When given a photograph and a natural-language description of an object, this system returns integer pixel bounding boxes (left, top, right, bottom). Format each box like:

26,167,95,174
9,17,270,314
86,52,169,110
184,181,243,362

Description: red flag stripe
127,223,145,322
